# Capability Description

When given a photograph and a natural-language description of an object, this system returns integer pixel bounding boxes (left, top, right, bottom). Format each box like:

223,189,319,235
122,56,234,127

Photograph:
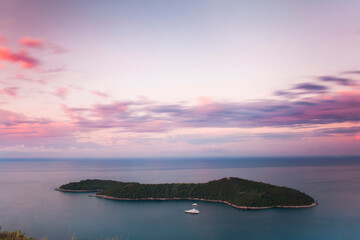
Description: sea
0,157,360,240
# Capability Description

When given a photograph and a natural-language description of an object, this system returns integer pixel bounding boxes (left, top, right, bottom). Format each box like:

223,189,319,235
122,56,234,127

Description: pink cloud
0,45,40,68
92,102,129,118
0,109,77,149
61,78,360,133
197,96,213,105
19,36,44,48
0,120,74,143
0,87,19,97
91,90,109,98
18,36,67,54
61,104,88,118
0,109,27,125
59,101,173,133
12,73,47,85
42,66,66,73
1,71,359,153
54,87,69,99
14,73,34,82
61,104,72,116
337,90,357,96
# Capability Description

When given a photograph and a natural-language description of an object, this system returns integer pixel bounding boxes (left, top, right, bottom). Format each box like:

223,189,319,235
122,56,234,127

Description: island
56,177,317,209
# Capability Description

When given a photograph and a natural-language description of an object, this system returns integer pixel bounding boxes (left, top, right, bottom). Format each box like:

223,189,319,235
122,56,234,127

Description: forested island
57,177,317,209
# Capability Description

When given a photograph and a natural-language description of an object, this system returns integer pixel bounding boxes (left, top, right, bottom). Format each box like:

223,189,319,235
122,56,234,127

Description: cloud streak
318,76,356,86
0,87,19,97
294,83,328,91
19,36,44,48
54,87,69,99
1,70,360,154
0,108,76,147
0,46,40,68
57,81,360,133
91,90,109,98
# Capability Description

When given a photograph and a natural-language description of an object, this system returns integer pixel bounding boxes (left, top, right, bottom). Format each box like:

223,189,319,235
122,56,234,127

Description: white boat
185,208,200,214
192,203,198,206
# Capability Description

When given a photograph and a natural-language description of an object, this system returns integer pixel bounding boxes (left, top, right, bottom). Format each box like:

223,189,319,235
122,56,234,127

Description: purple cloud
315,127,360,136
2,74,359,152
58,87,360,133
341,70,360,75
294,83,328,91
318,76,355,86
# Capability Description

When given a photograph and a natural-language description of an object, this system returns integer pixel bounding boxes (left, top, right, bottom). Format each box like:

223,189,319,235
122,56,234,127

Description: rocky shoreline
55,188,100,193
91,194,318,210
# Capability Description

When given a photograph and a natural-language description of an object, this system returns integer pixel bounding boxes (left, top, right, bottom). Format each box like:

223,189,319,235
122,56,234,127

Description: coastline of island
56,177,318,210
55,188,318,209
55,188,100,193
91,194,318,210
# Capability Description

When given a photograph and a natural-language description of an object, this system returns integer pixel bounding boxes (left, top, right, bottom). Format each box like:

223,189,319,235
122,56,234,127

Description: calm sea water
0,157,360,240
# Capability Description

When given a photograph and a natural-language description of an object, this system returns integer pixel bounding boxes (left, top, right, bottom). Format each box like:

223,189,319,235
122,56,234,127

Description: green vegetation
0,226,36,240
0,226,126,240
59,177,316,208
58,179,130,191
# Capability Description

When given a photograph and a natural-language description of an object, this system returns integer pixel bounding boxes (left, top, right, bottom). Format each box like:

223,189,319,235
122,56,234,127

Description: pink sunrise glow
0,1,360,157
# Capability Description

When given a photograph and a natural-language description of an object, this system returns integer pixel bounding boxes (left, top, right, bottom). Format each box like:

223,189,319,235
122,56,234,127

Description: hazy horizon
1,155,360,159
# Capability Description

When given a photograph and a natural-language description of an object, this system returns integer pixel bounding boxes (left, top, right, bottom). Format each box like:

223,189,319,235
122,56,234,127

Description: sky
0,0,360,157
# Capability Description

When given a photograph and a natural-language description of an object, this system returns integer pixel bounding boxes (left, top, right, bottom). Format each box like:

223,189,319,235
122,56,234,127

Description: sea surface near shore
1,157,360,240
